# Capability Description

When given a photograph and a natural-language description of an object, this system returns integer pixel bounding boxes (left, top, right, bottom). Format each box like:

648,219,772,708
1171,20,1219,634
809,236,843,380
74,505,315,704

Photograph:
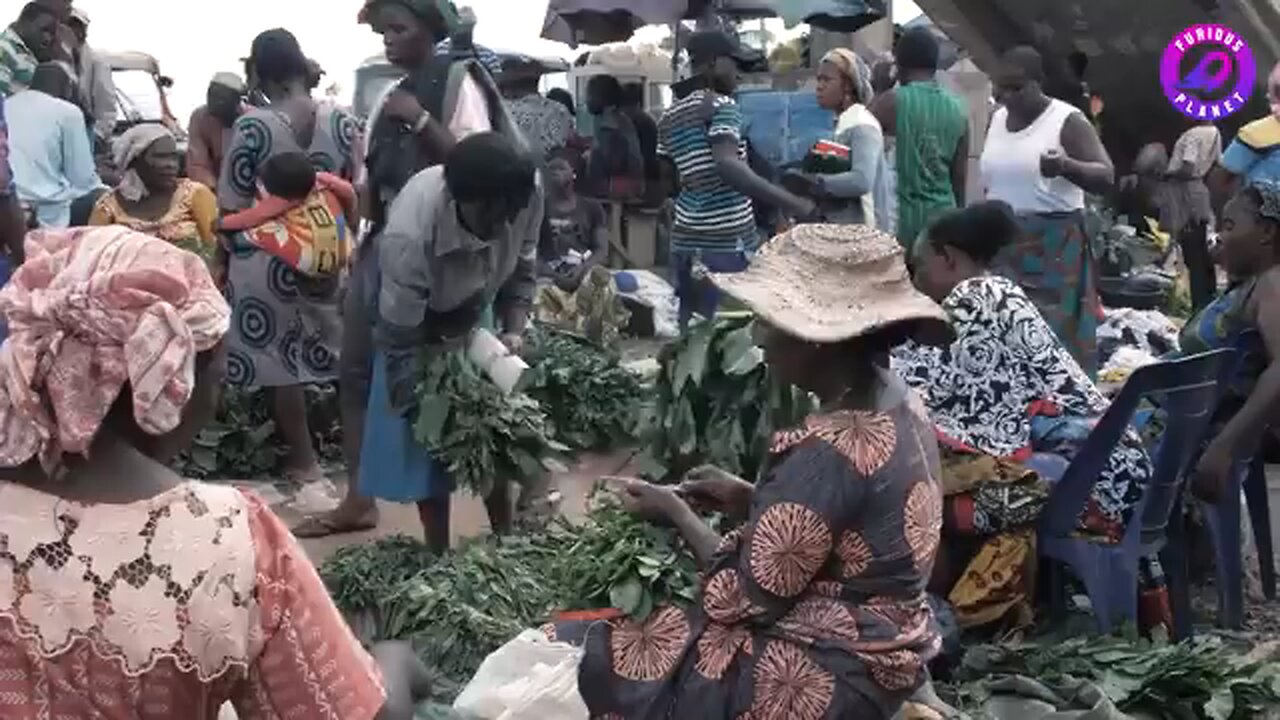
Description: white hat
69,7,90,26
211,72,246,93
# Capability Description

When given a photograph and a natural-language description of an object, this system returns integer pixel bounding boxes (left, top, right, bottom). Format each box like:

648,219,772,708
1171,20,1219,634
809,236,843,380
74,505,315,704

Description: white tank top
980,98,1085,213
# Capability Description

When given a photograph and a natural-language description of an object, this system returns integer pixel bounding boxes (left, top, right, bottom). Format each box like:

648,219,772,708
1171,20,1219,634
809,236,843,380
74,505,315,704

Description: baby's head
259,151,316,201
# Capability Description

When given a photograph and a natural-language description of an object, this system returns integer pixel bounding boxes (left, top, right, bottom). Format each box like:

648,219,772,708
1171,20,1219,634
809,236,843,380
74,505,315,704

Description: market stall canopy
774,0,887,32
542,0,778,47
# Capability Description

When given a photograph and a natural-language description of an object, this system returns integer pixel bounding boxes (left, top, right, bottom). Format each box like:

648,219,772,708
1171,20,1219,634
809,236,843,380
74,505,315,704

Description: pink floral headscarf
0,226,230,470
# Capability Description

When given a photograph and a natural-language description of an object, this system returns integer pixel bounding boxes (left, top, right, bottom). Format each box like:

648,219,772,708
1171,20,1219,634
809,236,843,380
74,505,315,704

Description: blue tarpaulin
736,89,835,167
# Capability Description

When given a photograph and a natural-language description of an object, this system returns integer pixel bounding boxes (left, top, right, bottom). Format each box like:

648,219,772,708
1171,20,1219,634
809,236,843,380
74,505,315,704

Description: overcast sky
70,0,922,118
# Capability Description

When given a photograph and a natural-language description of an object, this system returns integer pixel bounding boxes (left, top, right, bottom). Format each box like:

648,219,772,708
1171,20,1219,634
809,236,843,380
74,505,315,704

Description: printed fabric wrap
218,173,355,277
0,227,230,470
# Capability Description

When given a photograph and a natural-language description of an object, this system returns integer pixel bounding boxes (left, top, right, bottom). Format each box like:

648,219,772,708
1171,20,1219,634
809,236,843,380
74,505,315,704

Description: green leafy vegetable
639,316,813,482
524,326,646,450
413,351,560,497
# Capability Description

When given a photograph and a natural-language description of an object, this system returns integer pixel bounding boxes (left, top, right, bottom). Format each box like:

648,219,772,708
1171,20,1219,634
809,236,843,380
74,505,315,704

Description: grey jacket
816,121,885,226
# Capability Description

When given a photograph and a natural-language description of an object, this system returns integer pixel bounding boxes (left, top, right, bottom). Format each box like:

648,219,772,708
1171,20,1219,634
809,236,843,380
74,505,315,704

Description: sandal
292,511,379,539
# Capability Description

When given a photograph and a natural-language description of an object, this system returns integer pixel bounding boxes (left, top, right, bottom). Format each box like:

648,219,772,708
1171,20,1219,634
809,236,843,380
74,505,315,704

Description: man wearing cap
66,8,115,148
659,29,815,328
501,54,572,162
186,72,246,189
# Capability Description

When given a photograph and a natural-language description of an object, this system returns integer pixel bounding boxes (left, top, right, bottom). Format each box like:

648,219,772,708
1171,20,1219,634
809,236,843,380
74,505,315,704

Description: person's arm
0,99,21,263
584,200,609,269
234,492,422,720
189,184,219,249
186,109,219,189
1058,111,1114,195
951,128,970,206
868,89,896,137
1212,134,1260,216
708,100,813,218
495,182,544,339
86,192,113,226
62,109,102,196
815,124,882,199
90,56,117,142
1198,273,1280,491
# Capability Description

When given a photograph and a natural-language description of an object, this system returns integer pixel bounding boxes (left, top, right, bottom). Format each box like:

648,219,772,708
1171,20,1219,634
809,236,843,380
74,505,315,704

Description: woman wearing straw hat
546,223,951,718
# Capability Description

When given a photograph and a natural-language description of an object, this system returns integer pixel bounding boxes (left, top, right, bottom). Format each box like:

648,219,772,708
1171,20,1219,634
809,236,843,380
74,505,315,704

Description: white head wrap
112,124,175,202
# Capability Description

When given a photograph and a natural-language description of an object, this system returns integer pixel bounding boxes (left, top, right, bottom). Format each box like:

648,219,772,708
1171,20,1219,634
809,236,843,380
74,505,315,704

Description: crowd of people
0,0,1278,717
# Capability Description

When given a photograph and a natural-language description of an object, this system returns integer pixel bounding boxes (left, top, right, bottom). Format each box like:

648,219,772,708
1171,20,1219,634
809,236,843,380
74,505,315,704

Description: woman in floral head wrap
0,227,426,719
1184,181,1280,504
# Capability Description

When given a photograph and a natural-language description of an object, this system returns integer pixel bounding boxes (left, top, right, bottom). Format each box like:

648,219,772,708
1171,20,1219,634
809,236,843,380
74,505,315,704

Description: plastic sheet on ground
613,269,679,338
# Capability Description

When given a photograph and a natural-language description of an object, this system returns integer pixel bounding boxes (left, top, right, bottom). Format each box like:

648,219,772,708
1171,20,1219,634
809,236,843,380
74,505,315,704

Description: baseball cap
69,7,89,26
211,72,246,93
686,29,754,68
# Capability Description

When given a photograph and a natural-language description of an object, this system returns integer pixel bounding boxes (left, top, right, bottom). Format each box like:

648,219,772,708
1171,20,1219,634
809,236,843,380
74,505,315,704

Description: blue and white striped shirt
657,90,756,253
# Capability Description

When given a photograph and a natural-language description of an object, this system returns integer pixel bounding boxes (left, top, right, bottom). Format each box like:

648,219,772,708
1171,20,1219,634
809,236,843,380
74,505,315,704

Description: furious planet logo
1161,24,1256,119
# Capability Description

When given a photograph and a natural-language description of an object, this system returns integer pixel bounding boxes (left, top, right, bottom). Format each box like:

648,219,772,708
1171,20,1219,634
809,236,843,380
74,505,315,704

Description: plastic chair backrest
1041,349,1236,539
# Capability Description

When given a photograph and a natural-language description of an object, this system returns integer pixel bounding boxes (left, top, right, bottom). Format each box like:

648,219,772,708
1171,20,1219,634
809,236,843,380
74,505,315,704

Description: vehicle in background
98,51,188,173
353,51,571,120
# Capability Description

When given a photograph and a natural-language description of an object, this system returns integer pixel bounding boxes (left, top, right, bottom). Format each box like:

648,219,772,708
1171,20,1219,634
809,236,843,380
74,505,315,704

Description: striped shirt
657,90,756,253
895,81,967,251
0,27,37,98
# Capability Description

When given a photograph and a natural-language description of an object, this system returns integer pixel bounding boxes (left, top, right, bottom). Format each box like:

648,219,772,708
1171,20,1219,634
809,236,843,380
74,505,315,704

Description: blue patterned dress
215,103,360,387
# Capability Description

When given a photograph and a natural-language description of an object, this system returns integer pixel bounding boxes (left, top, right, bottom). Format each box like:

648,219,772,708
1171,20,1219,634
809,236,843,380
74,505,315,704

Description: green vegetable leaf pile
173,384,342,479
319,501,702,701
524,326,647,450
639,316,813,482
948,632,1280,719
413,351,561,497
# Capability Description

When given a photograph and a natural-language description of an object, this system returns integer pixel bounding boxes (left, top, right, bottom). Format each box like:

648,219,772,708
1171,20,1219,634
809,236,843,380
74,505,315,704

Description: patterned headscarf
0,227,230,470
821,48,875,107
1250,179,1280,222
112,123,174,202
357,0,462,35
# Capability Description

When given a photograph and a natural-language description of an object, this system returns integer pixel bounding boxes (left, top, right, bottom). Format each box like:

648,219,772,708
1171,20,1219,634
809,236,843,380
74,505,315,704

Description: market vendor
363,131,542,554
783,48,886,228
1185,181,1280,504
981,45,1115,378
895,202,1160,631
0,226,429,719
546,223,950,718
539,153,607,291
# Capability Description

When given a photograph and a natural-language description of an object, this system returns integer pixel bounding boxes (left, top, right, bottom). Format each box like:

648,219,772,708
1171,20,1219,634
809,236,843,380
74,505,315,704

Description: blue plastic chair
1037,349,1235,634
1171,329,1276,635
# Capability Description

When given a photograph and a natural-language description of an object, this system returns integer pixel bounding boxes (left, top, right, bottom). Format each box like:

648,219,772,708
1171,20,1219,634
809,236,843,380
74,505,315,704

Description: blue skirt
358,350,454,503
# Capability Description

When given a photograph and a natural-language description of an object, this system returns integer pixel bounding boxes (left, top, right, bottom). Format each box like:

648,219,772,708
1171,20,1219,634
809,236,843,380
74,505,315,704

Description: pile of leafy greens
524,326,647,450
412,350,562,498
173,384,342,479
319,502,701,701
638,315,813,482
945,632,1280,719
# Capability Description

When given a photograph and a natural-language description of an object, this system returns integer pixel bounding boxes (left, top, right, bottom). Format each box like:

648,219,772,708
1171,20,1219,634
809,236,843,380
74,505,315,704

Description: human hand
676,465,754,516
1040,149,1068,178
606,476,685,523
499,331,525,355
1190,440,1234,504
383,90,427,125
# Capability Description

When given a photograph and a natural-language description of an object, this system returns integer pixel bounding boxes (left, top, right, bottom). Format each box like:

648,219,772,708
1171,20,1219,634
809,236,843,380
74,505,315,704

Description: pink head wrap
0,227,231,470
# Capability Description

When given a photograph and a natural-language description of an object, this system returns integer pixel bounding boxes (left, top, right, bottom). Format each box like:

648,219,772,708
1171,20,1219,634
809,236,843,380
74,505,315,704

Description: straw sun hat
711,223,953,345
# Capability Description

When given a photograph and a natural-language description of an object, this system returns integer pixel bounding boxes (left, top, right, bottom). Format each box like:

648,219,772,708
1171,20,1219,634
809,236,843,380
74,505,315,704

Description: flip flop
292,512,378,539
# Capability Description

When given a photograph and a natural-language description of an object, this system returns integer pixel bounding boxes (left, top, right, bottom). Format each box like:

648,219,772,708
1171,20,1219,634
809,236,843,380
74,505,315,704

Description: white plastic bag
453,630,589,720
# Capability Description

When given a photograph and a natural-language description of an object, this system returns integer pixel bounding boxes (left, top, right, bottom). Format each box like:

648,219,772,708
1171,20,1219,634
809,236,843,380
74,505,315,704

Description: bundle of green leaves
173,384,342,479
948,632,1280,719
319,502,703,701
638,316,813,482
524,326,647,450
412,351,562,497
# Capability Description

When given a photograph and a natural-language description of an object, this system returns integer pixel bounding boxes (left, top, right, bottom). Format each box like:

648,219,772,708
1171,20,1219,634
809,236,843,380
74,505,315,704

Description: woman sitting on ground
548,224,949,719
0,226,427,719
894,201,1157,631
1184,181,1280,503
88,123,218,261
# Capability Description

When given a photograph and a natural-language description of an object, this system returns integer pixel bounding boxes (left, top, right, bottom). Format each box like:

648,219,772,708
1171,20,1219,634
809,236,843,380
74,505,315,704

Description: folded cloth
218,172,356,277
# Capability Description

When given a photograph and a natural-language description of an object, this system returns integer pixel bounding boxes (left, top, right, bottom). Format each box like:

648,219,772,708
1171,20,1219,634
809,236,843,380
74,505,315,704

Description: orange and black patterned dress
549,394,945,719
